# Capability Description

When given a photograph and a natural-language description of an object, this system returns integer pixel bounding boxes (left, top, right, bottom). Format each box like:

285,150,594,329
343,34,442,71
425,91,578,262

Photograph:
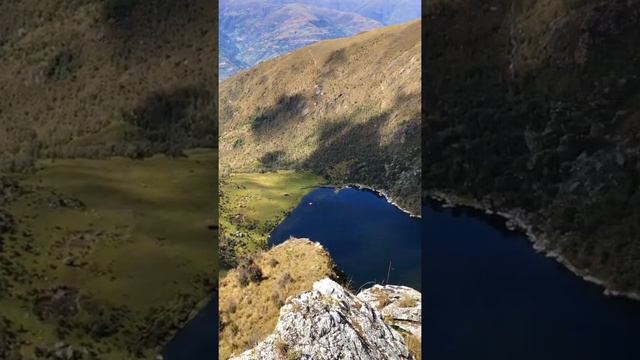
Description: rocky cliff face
231,278,421,360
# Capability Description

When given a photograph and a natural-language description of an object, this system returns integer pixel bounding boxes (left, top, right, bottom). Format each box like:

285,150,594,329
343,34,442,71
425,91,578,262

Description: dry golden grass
375,289,392,310
218,238,337,359
404,334,422,360
220,20,420,166
398,293,418,308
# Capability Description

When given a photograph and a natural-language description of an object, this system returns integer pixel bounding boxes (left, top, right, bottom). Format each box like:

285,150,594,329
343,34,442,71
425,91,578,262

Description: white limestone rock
230,278,415,360
357,284,422,340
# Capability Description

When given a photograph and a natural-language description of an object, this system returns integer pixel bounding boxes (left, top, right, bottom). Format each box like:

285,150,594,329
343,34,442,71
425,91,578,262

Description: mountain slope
281,0,422,25
425,0,640,294
219,0,382,80
0,0,217,172
220,20,422,214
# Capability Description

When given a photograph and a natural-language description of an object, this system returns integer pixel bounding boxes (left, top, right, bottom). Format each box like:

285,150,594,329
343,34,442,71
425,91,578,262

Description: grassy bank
0,149,217,359
218,238,337,359
219,171,325,268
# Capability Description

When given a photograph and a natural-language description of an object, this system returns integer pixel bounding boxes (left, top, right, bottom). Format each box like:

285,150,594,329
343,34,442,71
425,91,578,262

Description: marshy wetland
0,149,217,359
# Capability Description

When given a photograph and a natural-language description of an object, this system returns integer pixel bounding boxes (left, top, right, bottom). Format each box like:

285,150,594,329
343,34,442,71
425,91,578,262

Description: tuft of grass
288,350,302,360
375,290,391,310
404,334,422,360
397,294,417,308
275,338,289,358
46,49,80,81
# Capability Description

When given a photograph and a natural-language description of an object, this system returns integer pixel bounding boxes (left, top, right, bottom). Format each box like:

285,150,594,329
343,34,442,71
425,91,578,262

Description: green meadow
219,171,324,267
0,149,217,359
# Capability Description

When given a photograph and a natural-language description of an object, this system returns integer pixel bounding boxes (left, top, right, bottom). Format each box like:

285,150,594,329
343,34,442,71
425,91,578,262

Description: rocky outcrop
231,278,420,360
358,284,422,340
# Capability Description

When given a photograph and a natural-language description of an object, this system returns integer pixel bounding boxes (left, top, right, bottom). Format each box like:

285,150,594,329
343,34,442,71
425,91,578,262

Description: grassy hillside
218,238,338,359
0,0,217,172
0,150,217,359
220,20,422,214
424,0,640,293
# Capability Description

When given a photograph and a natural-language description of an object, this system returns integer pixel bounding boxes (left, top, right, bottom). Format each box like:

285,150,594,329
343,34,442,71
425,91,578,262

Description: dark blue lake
424,200,640,359
269,187,422,291
161,296,217,360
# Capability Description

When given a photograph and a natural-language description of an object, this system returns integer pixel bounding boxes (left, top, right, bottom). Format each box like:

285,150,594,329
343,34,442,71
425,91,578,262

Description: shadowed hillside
0,0,217,172
424,0,640,294
220,20,421,214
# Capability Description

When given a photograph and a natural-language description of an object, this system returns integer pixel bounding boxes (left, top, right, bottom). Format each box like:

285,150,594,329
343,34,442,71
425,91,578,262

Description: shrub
277,272,293,289
270,290,286,307
233,138,244,149
103,0,140,21
46,49,79,81
236,259,263,287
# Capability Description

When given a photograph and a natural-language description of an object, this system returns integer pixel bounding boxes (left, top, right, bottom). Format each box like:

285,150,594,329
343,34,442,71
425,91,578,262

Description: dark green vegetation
424,0,640,293
0,0,217,172
220,20,421,214
0,150,217,359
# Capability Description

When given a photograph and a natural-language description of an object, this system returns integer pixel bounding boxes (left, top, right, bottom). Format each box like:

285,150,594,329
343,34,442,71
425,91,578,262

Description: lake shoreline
319,183,421,219
157,292,216,359
426,190,640,302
